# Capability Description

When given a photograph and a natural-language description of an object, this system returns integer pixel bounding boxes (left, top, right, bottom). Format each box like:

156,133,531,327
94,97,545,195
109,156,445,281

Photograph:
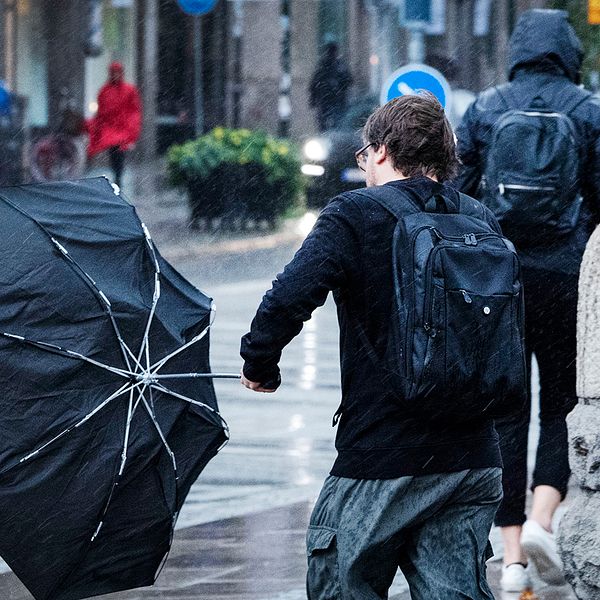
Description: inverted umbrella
0,177,234,600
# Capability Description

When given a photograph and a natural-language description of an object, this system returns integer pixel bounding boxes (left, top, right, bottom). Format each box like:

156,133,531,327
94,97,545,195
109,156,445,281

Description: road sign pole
193,14,204,137
407,25,425,63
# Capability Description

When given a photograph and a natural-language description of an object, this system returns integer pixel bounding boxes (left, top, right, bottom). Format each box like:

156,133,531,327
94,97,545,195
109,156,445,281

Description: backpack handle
423,193,459,214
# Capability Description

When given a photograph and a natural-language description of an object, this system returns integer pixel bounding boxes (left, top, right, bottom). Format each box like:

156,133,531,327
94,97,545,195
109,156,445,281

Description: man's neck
375,171,438,186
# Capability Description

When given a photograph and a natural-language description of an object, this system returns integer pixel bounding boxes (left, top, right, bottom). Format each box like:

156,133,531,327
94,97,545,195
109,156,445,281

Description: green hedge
167,128,306,227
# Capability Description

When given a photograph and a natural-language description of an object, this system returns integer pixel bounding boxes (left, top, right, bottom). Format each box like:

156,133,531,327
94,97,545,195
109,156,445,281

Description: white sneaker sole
501,581,531,593
521,538,565,586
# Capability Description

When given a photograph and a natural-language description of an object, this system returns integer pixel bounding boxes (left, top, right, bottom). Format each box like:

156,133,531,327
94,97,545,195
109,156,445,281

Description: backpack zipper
498,183,556,195
422,231,502,334
404,225,439,377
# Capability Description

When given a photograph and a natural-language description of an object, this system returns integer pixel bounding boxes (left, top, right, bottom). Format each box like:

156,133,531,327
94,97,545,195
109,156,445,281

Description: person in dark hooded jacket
455,9,600,594
309,42,353,132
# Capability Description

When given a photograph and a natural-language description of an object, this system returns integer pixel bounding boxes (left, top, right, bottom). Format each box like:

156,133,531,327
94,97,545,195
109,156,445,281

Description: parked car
302,97,377,208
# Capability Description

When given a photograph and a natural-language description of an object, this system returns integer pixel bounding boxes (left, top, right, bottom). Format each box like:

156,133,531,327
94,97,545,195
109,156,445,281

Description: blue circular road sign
177,0,218,16
380,63,452,112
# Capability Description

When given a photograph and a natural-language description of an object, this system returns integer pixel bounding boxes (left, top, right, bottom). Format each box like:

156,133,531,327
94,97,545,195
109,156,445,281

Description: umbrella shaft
152,373,241,380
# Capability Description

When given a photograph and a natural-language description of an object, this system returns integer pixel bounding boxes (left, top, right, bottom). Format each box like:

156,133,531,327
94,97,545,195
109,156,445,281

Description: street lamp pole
193,14,204,137
232,0,243,128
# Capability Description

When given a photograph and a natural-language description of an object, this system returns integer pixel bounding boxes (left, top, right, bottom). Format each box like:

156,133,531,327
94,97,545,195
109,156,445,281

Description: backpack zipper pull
463,233,478,246
423,322,437,337
460,289,473,303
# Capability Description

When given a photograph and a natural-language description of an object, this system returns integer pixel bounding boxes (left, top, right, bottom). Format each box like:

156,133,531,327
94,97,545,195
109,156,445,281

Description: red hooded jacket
87,64,142,158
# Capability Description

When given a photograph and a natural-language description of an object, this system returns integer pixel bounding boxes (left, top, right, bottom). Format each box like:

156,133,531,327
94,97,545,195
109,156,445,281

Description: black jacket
241,178,502,480
455,9,600,275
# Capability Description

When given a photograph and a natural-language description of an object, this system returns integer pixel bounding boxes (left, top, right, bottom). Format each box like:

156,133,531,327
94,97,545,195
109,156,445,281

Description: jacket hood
509,9,583,82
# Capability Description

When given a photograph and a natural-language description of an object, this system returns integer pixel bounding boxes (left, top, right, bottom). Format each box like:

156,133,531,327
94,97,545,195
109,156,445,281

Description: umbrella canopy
0,177,229,600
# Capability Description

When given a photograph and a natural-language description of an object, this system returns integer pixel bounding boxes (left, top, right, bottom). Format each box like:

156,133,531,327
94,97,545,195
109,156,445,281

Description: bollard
557,225,600,599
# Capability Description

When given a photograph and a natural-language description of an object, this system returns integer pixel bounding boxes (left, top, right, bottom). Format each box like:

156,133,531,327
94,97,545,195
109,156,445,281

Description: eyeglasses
355,142,374,172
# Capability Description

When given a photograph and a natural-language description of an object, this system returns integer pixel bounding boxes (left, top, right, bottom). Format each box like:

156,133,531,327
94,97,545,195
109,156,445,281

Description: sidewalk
0,501,576,600
93,159,308,264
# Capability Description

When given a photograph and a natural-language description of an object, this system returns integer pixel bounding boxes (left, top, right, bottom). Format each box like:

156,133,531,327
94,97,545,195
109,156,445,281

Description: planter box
187,163,288,230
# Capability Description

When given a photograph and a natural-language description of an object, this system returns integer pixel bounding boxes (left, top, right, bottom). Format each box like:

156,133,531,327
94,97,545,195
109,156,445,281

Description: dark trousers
494,268,578,527
108,146,125,187
307,469,502,600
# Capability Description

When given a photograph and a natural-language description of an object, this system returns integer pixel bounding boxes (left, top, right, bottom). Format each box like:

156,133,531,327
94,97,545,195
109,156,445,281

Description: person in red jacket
87,62,142,187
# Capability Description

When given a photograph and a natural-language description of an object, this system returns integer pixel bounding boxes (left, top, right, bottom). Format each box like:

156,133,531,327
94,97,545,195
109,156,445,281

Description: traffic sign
590,0,600,24
402,0,431,25
380,63,452,112
177,0,218,16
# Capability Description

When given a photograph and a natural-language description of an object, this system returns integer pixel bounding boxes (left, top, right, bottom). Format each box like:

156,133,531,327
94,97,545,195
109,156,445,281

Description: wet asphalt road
0,172,577,599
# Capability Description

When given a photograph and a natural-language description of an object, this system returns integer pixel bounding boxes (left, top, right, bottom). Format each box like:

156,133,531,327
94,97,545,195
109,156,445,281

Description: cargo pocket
477,541,496,600
306,526,340,600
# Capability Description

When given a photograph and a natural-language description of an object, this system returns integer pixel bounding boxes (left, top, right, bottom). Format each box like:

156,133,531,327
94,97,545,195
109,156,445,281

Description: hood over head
509,9,583,82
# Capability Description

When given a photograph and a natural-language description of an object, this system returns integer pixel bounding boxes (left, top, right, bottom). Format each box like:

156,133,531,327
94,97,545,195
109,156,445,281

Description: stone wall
557,225,600,599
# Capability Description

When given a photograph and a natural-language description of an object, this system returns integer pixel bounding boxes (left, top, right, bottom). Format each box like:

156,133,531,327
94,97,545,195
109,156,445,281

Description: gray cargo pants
306,468,502,600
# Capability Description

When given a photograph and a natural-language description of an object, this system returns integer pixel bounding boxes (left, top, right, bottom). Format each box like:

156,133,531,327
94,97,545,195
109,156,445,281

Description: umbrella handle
150,373,241,380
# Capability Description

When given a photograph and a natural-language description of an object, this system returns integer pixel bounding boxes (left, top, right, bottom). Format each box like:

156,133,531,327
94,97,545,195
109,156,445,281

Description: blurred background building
0,0,593,157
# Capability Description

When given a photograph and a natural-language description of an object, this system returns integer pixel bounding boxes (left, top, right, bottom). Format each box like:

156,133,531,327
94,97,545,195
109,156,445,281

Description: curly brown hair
362,93,459,182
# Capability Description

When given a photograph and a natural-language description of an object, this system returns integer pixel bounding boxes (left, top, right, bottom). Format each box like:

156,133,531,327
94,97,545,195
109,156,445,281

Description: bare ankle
531,517,553,533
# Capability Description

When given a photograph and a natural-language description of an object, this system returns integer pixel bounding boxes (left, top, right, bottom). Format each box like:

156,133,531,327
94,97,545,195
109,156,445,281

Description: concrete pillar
138,0,158,159
289,0,318,137
0,2,6,82
557,225,600,600
491,1,511,85
44,0,86,128
347,0,370,95
239,0,281,134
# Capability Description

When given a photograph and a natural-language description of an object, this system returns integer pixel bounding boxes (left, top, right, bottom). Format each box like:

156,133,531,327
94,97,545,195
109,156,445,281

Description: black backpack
352,185,527,423
482,86,591,246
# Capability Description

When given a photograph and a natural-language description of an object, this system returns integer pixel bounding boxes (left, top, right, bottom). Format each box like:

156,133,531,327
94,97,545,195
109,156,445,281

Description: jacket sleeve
454,100,483,197
240,198,360,386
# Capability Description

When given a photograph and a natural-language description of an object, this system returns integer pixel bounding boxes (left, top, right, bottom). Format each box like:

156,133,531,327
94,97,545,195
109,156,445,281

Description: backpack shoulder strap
560,87,593,117
457,191,489,224
527,81,592,116
351,183,460,219
495,84,515,111
350,184,420,219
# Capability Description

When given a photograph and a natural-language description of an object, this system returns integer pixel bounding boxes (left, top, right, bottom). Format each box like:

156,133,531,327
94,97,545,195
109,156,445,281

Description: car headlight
303,138,329,162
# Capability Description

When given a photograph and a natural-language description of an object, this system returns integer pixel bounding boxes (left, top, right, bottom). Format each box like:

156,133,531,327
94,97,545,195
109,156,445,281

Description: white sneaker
501,562,532,593
521,519,565,585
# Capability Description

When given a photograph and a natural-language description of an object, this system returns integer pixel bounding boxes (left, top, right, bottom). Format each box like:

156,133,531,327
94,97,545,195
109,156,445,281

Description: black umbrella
0,177,234,600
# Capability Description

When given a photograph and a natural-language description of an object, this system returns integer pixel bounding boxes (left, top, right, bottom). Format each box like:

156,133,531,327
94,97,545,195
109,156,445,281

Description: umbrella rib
151,382,230,438
49,238,145,374
118,386,137,477
138,389,178,475
1,332,133,378
136,224,162,371
16,381,135,467
137,271,160,371
149,326,210,374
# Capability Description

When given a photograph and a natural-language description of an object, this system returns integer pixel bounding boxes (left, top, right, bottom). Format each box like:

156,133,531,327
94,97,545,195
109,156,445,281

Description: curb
159,228,306,262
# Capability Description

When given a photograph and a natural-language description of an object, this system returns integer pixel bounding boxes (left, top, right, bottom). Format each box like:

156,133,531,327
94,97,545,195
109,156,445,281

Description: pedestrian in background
455,8,600,594
309,42,353,132
86,61,142,188
241,93,526,599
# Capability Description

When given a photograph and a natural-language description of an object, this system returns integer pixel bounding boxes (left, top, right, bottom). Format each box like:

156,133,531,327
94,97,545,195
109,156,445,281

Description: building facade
0,0,561,157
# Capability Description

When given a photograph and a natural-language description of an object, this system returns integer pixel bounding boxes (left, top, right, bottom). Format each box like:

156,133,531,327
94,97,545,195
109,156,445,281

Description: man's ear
373,143,387,165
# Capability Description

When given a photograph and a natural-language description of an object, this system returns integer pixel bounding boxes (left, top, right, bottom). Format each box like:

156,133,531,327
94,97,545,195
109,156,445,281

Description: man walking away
241,94,527,599
455,9,600,594
87,62,142,188
309,42,353,132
